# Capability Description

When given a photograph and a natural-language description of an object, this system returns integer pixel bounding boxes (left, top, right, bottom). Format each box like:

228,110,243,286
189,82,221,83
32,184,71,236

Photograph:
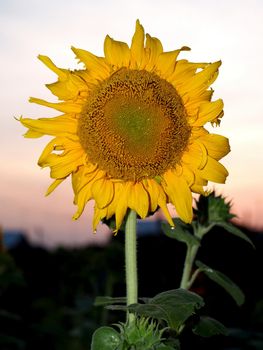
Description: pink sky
1,0,263,247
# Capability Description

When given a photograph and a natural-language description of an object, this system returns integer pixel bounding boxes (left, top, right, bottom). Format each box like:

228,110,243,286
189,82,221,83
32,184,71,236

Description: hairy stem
125,209,138,323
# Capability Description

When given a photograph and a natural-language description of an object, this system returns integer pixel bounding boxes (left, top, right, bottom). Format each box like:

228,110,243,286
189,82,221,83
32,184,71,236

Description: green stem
180,245,199,289
187,268,201,289
180,224,209,289
125,209,138,323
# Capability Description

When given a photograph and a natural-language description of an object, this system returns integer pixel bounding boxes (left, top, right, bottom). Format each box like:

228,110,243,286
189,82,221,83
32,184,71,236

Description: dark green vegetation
1,223,263,350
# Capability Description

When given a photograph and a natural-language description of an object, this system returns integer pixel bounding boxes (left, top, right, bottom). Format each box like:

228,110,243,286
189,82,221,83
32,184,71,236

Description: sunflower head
20,20,230,232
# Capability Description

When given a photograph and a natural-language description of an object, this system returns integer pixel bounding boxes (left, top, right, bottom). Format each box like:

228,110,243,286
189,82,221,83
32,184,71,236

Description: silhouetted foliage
0,223,262,349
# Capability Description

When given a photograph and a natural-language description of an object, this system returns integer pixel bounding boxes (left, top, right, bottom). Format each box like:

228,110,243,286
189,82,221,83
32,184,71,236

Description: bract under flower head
20,20,230,232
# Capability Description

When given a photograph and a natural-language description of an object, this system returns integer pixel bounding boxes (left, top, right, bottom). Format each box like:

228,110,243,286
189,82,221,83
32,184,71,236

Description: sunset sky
1,0,263,247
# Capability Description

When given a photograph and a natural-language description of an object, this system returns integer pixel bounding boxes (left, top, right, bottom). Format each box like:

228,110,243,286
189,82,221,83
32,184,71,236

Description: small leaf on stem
196,261,245,306
162,219,200,248
215,222,255,248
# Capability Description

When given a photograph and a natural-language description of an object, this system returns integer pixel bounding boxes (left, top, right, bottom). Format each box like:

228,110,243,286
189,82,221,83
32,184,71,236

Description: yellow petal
46,178,65,196
72,165,86,195
184,90,214,120
199,134,230,160
73,181,93,220
115,183,129,231
162,170,193,223
190,184,206,195
38,55,67,79
105,182,123,219
91,178,114,209
156,46,190,77
46,76,87,101
143,179,159,212
143,179,174,227
20,115,78,138
158,195,174,227
38,137,81,166
22,129,44,138
193,99,223,126
73,167,102,199
145,34,163,69
127,182,149,219
182,141,208,170
38,55,88,101
38,138,58,166
104,35,130,67
179,61,221,95
29,97,82,114
197,156,228,183
72,169,105,220
37,137,84,178
130,19,145,67
50,149,84,178
182,166,195,187
92,206,107,231
169,60,207,87
71,46,110,80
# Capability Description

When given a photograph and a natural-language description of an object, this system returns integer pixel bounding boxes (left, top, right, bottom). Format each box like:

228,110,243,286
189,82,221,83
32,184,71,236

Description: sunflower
20,20,230,232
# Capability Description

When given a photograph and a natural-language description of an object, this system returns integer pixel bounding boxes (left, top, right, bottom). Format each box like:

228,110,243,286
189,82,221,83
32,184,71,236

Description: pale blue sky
1,0,263,247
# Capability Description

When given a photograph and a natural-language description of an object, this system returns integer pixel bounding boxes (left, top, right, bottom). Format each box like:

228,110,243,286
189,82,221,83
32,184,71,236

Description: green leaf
193,316,228,337
128,289,204,331
196,261,245,306
157,338,181,350
106,304,128,311
91,326,120,350
156,345,178,350
215,222,255,248
94,296,126,306
162,219,200,248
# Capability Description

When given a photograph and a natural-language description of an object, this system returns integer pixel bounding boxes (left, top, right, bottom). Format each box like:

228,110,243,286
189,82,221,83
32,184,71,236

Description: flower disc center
78,68,191,180
104,96,166,157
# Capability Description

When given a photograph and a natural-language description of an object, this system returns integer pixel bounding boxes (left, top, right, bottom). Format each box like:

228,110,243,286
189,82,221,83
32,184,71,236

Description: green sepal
195,192,234,225
193,316,228,337
196,261,245,306
128,289,204,332
214,221,255,248
91,326,121,350
115,317,165,350
162,219,200,248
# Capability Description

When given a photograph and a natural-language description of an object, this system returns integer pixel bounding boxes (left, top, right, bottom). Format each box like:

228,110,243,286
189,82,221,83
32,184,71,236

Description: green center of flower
78,68,191,180
105,96,165,157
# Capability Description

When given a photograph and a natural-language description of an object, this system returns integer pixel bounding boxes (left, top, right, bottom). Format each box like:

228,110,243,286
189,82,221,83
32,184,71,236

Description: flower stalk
125,209,138,323
180,245,199,289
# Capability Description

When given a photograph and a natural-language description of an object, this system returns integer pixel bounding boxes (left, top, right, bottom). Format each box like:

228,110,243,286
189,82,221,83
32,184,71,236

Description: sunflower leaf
162,219,200,248
128,289,204,331
214,222,255,248
193,316,228,337
196,261,245,306
105,305,128,311
94,296,126,306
